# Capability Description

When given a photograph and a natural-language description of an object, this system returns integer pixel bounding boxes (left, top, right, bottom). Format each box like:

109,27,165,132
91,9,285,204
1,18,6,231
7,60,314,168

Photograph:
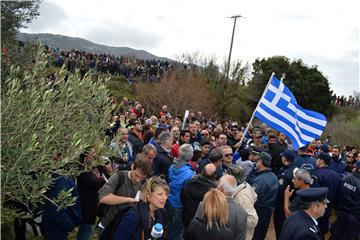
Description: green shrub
1,47,110,224
323,106,360,148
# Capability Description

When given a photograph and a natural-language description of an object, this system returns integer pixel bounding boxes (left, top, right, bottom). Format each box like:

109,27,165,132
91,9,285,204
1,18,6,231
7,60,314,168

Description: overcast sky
22,0,359,96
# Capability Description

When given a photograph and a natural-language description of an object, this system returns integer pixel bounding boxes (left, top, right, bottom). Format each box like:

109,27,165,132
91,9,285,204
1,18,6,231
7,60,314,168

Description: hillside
17,32,170,61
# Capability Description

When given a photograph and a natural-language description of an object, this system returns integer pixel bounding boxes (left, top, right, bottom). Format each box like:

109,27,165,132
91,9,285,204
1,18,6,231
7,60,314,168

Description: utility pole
226,15,242,81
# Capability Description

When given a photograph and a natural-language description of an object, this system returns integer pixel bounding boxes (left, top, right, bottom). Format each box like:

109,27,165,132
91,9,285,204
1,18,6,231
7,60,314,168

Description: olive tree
1,47,110,224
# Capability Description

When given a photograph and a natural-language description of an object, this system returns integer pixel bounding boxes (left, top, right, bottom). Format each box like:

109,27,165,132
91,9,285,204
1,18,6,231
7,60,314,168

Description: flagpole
280,73,286,83
235,72,276,152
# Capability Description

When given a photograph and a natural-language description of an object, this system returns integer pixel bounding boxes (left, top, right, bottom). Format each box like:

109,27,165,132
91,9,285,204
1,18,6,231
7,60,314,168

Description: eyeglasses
201,133,209,136
347,155,354,158
224,153,233,157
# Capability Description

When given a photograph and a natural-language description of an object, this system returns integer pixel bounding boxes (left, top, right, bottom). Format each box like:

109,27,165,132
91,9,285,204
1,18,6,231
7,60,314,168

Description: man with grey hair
284,168,312,217
152,132,174,181
168,144,195,240
195,174,247,240
142,143,157,163
227,164,258,240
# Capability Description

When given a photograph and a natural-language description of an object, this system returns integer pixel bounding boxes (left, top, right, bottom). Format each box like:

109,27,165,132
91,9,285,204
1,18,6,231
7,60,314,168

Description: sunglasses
201,133,209,136
224,153,233,157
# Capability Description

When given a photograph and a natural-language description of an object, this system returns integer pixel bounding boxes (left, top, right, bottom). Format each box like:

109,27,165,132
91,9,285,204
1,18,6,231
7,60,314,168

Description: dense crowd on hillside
46,47,171,82
332,94,360,107
2,42,171,83
13,96,360,240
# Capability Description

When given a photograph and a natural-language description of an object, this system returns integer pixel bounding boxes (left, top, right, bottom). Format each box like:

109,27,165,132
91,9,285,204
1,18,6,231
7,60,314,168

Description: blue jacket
168,162,194,208
248,169,279,210
42,174,82,233
276,164,296,207
314,167,341,203
280,210,323,240
294,154,316,175
328,157,346,177
115,201,167,240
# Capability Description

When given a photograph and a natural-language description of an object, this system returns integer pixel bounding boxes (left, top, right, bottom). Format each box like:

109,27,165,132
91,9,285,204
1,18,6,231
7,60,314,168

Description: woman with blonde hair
112,176,169,240
185,189,234,240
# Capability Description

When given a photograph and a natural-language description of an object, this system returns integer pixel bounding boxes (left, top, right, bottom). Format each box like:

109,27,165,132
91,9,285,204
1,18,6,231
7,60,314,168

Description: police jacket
276,164,295,207
294,154,316,175
314,167,341,203
248,168,279,210
280,210,323,240
339,172,360,218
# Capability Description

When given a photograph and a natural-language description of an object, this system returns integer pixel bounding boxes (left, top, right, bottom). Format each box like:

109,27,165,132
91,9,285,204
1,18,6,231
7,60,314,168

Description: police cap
296,187,330,204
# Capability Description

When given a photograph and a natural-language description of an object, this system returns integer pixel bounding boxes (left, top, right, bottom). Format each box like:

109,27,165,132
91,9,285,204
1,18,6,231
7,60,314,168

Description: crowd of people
332,94,360,107
45,47,171,82
34,96,360,240
1,42,172,83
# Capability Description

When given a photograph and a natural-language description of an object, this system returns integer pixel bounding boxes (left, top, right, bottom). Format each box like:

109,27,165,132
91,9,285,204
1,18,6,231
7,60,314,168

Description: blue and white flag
254,75,327,150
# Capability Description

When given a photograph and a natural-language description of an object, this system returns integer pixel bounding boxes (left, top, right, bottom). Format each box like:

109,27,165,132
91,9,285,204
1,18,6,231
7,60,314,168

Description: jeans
77,223,95,240
167,205,184,240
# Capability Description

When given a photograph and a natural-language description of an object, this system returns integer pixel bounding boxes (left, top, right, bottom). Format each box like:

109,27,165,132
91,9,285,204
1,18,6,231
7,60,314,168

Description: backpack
96,171,126,218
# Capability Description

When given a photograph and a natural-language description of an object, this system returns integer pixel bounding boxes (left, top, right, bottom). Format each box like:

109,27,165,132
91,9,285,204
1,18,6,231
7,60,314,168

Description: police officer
274,150,296,239
247,152,279,240
280,187,330,240
313,152,341,235
330,160,360,240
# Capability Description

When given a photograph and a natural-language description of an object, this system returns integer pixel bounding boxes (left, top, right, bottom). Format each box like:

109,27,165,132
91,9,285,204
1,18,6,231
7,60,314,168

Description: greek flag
254,75,327,150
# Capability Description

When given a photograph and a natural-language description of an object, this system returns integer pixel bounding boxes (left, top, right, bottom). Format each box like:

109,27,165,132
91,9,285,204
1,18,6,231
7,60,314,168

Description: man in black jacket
127,119,144,157
76,149,107,240
180,163,217,228
152,132,174,182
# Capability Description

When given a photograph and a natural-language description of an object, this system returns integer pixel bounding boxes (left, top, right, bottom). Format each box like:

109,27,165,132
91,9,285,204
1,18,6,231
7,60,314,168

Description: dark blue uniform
279,210,323,240
294,154,316,175
279,187,329,240
248,168,278,240
274,163,295,239
331,171,360,240
313,167,341,235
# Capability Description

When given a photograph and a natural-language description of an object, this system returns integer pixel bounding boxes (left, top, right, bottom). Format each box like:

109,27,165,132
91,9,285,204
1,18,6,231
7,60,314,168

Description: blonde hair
203,189,228,229
140,176,169,202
